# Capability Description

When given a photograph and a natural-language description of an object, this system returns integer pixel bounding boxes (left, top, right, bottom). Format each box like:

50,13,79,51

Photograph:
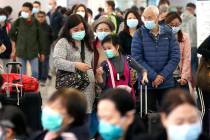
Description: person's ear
161,113,168,128
5,128,14,140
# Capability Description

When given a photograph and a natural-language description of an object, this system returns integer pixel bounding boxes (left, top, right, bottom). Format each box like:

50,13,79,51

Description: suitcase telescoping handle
5,62,23,104
6,62,22,68
140,82,148,118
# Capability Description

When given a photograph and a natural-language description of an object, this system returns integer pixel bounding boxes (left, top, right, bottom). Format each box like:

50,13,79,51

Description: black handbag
55,69,90,91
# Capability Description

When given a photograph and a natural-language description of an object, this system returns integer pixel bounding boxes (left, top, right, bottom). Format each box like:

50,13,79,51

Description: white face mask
21,11,29,19
167,121,202,140
76,12,85,18
48,5,53,10
0,15,6,22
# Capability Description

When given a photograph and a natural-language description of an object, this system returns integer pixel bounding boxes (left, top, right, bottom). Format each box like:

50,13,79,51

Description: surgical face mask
72,31,86,41
76,12,85,18
127,19,139,28
144,20,156,30
167,121,202,140
99,120,124,140
96,32,110,41
172,26,181,34
105,49,116,58
48,5,53,10
21,12,29,19
0,15,6,22
41,107,64,132
32,8,39,14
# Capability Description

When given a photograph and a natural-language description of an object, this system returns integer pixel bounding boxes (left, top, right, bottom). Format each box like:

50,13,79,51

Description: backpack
196,57,210,92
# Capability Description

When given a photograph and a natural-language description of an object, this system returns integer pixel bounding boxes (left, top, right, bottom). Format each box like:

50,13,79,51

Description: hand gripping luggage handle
140,83,148,118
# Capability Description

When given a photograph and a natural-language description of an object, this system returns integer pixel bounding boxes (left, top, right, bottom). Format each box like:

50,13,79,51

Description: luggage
139,84,163,134
0,62,42,131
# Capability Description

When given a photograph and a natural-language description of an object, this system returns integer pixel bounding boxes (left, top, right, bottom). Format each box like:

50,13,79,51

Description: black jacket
47,9,63,40
197,35,210,59
134,130,210,140
29,123,89,140
0,25,12,59
118,31,132,55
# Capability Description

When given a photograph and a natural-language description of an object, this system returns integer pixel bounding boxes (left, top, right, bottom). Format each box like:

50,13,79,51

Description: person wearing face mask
9,2,45,79
96,34,148,96
158,0,170,25
0,8,12,72
73,4,89,22
96,88,146,140
165,12,193,93
131,6,180,112
93,16,115,75
29,88,89,140
135,88,210,140
181,3,197,81
118,9,141,55
47,0,63,41
32,1,41,18
53,14,95,115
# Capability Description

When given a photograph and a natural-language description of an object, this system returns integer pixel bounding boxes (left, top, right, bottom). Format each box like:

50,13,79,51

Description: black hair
100,88,135,116
101,34,122,53
87,8,93,16
3,6,12,16
186,2,196,9
37,11,46,16
98,7,104,13
161,88,196,116
165,12,183,42
131,6,139,13
59,14,93,62
106,0,115,10
22,2,33,11
0,8,7,17
49,88,87,126
33,1,41,6
158,0,170,7
73,4,89,22
0,106,28,137
60,7,67,15
123,9,141,33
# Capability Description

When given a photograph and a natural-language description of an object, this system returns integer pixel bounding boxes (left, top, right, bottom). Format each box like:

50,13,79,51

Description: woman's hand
178,79,188,85
75,62,91,72
96,67,104,83
142,72,149,85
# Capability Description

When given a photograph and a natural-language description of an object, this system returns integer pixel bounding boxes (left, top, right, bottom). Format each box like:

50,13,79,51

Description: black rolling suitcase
0,62,42,131
139,84,163,134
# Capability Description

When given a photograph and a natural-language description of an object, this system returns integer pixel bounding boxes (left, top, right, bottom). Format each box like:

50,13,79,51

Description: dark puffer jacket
131,24,180,89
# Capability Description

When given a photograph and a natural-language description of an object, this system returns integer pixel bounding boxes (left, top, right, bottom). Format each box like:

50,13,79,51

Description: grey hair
145,5,160,17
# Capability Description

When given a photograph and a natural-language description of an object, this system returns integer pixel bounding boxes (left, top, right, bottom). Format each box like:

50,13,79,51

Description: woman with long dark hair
53,14,95,114
118,9,142,55
73,4,89,22
165,12,193,92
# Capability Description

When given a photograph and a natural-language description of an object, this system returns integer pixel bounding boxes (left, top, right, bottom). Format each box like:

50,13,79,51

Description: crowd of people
0,0,210,139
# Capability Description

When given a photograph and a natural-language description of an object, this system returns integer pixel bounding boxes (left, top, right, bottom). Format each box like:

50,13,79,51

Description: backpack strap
106,60,116,88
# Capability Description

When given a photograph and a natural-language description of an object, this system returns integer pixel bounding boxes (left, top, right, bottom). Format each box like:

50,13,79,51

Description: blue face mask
105,50,115,58
172,26,181,34
127,19,139,28
0,15,6,22
21,12,29,19
32,8,39,14
96,32,110,41
72,31,86,41
144,20,156,30
41,107,64,132
99,120,124,140
168,121,202,140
